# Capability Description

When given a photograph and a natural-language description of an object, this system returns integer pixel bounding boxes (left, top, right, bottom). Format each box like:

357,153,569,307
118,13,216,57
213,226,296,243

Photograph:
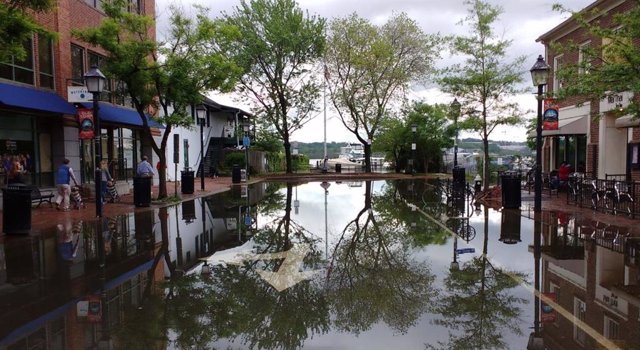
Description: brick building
537,0,639,181
0,0,157,188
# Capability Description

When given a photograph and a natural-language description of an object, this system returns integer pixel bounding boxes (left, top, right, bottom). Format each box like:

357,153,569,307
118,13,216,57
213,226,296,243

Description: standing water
0,179,637,349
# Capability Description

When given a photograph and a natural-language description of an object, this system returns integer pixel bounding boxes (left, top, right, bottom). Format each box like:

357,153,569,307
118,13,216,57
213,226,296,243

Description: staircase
198,137,224,177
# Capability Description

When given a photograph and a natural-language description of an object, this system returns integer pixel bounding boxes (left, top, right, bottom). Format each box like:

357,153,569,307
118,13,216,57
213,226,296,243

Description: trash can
232,165,241,184
335,163,342,173
133,176,152,207
501,172,521,209
2,184,32,234
499,209,522,244
181,170,194,194
453,167,466,185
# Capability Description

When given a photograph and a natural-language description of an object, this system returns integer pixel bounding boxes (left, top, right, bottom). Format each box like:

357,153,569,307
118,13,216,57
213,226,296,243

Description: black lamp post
451,98,461,168
411,123,417,175
84,65,107,218
196,105,207,191
530,55,550,213
527,54,549,350
243,121,250,180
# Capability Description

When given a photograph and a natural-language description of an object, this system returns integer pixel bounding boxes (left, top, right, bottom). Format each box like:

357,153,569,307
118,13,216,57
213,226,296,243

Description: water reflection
0,179,638,349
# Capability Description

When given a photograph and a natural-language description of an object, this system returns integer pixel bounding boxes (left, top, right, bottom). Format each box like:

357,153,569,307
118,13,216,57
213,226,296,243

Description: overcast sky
157,0,594,143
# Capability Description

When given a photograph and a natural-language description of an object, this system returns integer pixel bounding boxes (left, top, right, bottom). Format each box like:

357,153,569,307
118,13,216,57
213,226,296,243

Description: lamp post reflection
320,181,330,260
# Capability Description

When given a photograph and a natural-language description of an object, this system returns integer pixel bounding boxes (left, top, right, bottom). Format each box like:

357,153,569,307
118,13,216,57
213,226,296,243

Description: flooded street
0,179,638,349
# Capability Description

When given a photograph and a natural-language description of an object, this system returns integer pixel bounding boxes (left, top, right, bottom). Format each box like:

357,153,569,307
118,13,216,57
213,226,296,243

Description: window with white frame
579,41,591,75
553,54,564,93
574,297,587,345
604,316,619,340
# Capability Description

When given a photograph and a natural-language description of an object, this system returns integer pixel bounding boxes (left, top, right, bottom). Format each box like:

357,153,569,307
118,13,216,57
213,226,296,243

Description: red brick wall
29,0,156,99
542,0,637,180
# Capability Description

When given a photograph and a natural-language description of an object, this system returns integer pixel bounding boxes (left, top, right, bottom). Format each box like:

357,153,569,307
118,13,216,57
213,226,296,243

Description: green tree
325,13,440,172
217,0,326,174
552,1,640,118
408,102,454,173
374,103,453,173
438,0,526,189
0,0,53,62
374,115,406,172
74,0,239,199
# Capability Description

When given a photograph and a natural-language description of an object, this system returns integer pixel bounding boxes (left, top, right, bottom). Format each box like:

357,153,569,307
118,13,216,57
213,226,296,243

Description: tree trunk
483,138,490,189
364,142,371,173
284,140,292,174
158,153,167,199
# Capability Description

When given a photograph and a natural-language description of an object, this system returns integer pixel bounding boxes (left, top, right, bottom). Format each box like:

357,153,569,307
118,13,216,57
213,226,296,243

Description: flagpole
323,66,327,160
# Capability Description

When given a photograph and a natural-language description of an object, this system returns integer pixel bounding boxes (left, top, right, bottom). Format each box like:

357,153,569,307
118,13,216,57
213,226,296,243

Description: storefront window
0,114,35,185
554,135,587,172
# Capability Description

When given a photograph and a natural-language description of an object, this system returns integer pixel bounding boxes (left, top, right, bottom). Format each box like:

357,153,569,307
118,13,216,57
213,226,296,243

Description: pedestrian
55,159,79,211
99,159,112,203
7,156,25,184
136,155,154,177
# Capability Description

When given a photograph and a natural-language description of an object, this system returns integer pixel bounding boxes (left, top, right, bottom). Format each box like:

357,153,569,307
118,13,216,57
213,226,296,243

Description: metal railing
566,175,637,218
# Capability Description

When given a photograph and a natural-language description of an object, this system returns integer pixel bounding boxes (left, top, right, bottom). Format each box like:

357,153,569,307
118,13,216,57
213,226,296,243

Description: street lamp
451,98,461,168
84,65,107,218
528,54,549,350
411,123,417,175
530,55,550,213
243,120,250,180
196,104,207,191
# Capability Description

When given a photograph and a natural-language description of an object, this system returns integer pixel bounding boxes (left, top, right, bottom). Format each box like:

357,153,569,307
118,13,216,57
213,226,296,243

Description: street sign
456,248,476,254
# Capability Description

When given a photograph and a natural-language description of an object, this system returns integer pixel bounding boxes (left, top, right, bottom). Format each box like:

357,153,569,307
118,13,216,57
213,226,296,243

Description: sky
156,0,595,143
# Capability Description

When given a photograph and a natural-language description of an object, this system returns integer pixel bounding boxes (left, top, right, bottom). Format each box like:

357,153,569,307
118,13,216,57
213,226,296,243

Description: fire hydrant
474,174,482,194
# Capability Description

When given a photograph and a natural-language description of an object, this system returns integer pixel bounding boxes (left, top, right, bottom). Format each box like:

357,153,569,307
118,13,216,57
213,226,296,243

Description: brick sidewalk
0,176,235,236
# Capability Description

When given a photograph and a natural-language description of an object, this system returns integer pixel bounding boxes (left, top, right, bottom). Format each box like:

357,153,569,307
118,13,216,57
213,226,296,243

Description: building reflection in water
529,210,640,349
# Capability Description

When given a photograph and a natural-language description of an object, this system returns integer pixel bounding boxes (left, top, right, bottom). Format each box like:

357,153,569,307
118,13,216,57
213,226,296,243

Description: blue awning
79,102,164,129
0,82,77,115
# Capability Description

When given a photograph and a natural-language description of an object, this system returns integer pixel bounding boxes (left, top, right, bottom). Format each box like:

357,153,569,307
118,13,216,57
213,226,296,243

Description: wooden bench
29,186,55,207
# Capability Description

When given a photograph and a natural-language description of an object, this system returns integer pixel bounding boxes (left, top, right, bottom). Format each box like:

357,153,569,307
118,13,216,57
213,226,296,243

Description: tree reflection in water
427,206,528,350
326,180,436,335
113,180,441,349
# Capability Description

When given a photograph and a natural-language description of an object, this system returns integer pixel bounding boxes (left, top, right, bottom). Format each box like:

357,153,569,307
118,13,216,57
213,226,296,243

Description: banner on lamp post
78,108,95,140
543,99,559,131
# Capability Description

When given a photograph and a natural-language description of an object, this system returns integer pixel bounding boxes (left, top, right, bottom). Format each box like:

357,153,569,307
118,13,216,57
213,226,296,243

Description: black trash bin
2,184,32,234
453,167,466,185
501,172,521,209
181,170,194,194
335,163,342,173
232,165,241,184
133,176,152,207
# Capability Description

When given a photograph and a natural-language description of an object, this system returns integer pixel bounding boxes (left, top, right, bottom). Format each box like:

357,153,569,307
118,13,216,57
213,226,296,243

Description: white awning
541,116,588,136
527,116,588,138
614,115,639,128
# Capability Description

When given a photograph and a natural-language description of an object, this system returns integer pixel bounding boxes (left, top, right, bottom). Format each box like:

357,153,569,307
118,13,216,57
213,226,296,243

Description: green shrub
223,151,246,170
